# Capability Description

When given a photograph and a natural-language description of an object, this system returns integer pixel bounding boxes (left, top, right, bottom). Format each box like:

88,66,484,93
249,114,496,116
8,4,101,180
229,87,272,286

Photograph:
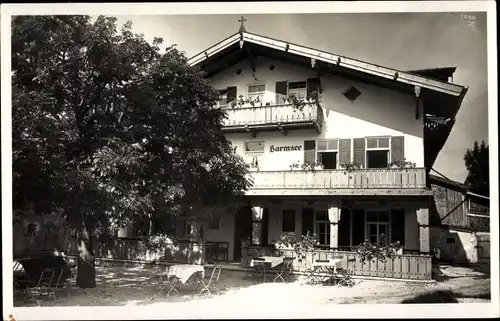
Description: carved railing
222,103,322,129
247,168,427,190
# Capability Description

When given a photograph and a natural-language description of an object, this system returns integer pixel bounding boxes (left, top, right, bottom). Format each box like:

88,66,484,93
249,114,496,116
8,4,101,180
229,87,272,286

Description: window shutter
226,86,237,106
353,138,366,167
275,81,288,104
306,78,319,99
338,208,351,247
302,208,314,236
391,136,405,162
338,139,351,166
304,140,316,164
390,209,405,246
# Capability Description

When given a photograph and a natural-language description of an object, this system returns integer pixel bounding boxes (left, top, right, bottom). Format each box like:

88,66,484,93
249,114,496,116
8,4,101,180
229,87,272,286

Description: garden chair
270,257,294,283
27,268,58,299
198,264,222,296
328,268,355,287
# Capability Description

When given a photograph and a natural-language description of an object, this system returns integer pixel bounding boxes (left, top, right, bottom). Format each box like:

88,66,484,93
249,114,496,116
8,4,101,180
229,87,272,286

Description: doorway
233,205,253,261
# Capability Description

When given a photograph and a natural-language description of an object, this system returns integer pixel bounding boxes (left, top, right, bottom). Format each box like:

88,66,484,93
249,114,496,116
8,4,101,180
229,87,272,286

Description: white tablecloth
250,256,283,269
167,264,204,284
312,259,343,272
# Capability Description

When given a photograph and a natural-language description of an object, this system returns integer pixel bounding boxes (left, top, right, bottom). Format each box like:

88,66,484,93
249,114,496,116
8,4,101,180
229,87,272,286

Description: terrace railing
248,168,427,190
241,246,432,280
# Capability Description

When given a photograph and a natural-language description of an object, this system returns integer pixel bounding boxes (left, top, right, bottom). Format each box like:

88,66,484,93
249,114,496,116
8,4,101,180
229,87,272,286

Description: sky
111,12,488,183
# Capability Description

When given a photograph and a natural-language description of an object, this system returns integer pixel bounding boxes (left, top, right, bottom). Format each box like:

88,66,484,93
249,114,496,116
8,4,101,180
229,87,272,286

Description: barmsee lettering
269,145,302,152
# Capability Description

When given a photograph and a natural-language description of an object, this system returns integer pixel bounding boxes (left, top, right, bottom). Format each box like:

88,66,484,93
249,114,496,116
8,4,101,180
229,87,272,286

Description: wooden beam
277,123,287,136
314,62,324,94
414,86,422,120
244,44,256,72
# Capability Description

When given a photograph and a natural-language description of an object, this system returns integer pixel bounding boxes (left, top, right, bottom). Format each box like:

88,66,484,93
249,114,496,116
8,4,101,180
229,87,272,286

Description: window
366,137,390,169
248,84,266,102
314,210,330,246
245,141,264,154
288,81,307,100
365,211,390,245
133,216,150,237
216,89,228,109
208,217,220,230
179,218,193,238
282,210,296,232
316,139,339,169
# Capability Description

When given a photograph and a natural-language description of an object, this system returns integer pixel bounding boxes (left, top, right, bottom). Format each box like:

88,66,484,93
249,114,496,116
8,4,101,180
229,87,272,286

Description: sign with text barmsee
269,145,302,152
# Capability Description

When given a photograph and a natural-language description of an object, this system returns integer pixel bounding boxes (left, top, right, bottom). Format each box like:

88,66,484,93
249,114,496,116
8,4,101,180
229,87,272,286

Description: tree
463,140,489,196
12,15,250,288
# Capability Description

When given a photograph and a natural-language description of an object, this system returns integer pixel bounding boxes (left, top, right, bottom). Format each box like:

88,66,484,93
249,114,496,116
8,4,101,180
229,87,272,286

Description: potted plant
274,232,296,254
301,161,316,172
314,160,324,170
289,161,301,171
354,234,403,262
294,231,318,261
340,160,363,173
388,158,416,169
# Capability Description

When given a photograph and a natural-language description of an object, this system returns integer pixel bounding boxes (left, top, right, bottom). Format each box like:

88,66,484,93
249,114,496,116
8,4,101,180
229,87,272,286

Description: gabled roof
188,31,468,98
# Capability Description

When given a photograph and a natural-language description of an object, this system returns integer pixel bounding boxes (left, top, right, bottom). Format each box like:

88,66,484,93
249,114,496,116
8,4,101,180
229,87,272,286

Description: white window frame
287,80,307,100
216,89,228,109
244,140,265,155
314,210,330,247
247,84,266,103
316,139,339,169
364,210,391,245
365,136,391,169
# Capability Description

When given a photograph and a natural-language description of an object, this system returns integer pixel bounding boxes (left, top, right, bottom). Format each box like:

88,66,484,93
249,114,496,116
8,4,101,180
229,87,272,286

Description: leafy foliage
464,140,489,196
294,231,319,259
388,158,416,169
354,235,402,262
12,15,250,286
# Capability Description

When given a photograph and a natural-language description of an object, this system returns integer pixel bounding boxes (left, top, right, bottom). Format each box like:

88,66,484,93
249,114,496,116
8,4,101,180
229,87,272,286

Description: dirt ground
14,263,491,308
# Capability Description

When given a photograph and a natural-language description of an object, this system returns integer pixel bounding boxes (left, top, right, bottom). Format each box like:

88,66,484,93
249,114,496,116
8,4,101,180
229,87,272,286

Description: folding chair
271,257,294,283
198,264,222,296
330,268,355,287
158,272,181,296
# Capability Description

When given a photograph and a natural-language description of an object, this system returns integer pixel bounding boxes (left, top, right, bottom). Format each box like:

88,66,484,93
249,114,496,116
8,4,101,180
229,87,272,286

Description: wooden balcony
221,103,323,134
246,168,429,196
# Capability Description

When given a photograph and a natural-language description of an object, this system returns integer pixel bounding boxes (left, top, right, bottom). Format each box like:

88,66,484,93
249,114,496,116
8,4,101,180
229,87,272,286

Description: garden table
158,264,204,295
306,258,343,284
249,256,283,282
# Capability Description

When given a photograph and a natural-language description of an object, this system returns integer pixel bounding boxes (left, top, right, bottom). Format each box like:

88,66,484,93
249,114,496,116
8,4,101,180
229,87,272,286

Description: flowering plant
354,234,403,262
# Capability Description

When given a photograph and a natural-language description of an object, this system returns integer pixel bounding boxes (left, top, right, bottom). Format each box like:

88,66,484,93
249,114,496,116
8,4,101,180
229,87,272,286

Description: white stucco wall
430,227,479,263
211,56,424,170
204,212,236,261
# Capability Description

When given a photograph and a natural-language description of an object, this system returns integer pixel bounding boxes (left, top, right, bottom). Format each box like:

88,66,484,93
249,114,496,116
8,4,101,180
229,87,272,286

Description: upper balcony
221,102,323,135
245,168,429,196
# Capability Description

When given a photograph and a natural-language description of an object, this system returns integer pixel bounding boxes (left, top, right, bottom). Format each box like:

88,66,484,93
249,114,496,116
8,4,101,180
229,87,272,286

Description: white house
185,23,468,277
68,23,468,280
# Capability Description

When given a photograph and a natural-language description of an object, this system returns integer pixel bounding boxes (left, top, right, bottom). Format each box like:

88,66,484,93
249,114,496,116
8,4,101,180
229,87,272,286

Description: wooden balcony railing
247,168,427,190
221,103,323,133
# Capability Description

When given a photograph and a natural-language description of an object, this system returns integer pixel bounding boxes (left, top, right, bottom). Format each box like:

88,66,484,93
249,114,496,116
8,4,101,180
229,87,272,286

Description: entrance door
233,206,253,261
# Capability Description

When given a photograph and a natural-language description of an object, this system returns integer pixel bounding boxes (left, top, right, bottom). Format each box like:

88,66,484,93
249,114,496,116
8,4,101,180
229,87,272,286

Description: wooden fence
66,237,204,264
242,246,432,280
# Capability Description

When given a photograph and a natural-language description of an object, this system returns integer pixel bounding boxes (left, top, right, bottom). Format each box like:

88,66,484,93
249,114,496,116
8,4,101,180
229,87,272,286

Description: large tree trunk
76,227,96,288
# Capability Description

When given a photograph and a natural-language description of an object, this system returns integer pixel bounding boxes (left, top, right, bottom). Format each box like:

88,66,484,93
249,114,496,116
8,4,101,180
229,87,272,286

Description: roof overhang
188,31,467,99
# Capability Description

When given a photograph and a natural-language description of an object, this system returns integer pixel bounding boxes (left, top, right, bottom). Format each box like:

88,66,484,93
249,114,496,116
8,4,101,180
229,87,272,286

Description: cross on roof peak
238,16,247,33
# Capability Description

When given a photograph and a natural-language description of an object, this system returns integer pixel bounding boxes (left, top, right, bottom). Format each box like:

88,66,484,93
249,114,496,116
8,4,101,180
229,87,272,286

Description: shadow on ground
401,289,491,304
14,265,299,307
